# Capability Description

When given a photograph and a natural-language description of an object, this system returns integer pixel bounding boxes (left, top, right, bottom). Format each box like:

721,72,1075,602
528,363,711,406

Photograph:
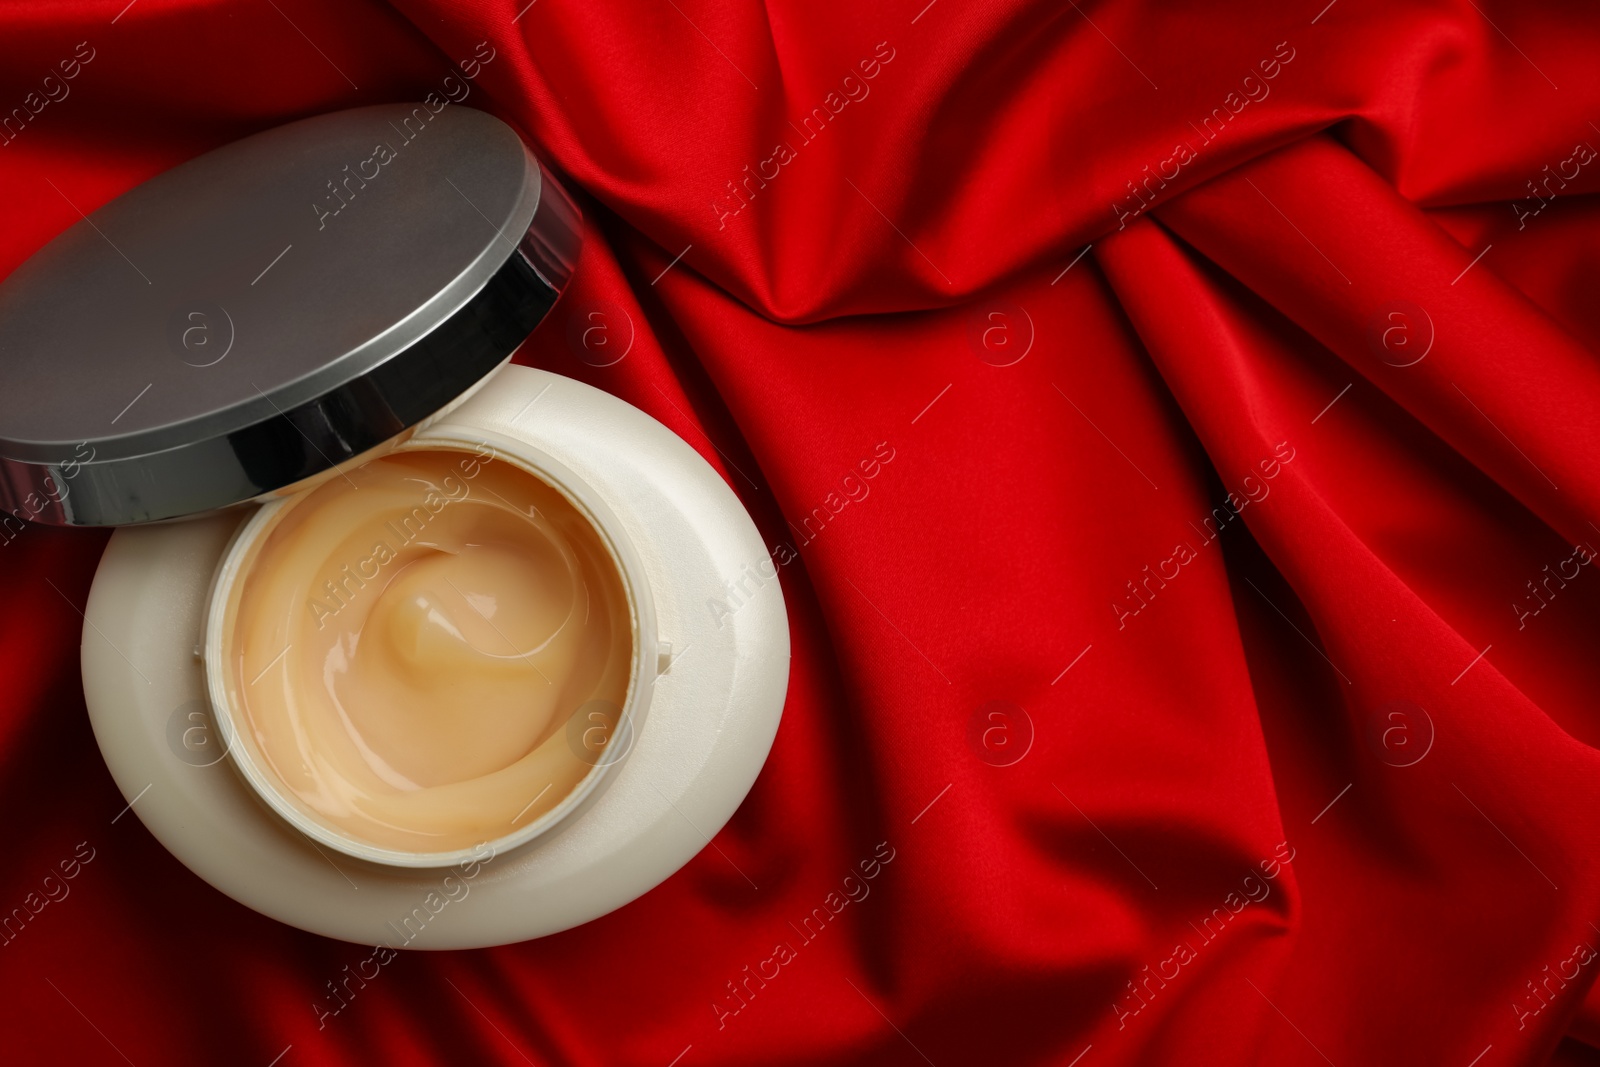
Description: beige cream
224,447,632,854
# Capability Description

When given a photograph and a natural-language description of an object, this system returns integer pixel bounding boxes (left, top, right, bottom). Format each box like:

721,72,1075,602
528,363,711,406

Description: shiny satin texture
4,1,1600,1065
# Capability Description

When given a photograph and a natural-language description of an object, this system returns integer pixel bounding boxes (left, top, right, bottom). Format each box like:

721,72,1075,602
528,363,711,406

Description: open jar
0,105,788,947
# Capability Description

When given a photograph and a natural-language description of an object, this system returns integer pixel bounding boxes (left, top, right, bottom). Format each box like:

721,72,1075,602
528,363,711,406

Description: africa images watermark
712,41,898,230
0,841,97,949
710,840,897,1029
708,440,897,630
0,442,96,547
1113,840,1297,1031
1512,541,1595,631
0,40,96,148
312,40,498,230
313,839,497,1029
1113,440,1297,629
1112,39,1297,231
1514,938,1597,1031
306,441,497,629
1512,139,1597,231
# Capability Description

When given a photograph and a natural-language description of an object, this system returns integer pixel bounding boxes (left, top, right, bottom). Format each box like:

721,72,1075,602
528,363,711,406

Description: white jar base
80,366,789,948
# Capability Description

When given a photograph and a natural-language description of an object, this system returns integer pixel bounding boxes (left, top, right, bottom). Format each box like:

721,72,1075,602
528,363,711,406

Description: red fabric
5,1,1600,1064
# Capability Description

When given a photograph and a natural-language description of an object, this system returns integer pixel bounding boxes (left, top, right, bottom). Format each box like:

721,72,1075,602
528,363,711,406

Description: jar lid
0,104,580,526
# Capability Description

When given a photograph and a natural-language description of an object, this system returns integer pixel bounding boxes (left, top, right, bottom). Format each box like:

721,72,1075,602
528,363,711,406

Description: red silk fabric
3,1,1600,1064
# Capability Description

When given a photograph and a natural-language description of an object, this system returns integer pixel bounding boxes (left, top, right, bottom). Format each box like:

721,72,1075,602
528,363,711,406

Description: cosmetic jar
0,105,788,946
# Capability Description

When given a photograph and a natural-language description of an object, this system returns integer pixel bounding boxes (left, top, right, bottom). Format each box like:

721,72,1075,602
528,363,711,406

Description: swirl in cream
224,447,632,854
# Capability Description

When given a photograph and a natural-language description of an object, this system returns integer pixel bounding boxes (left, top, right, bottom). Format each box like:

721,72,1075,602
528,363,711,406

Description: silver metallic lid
0,103,580,527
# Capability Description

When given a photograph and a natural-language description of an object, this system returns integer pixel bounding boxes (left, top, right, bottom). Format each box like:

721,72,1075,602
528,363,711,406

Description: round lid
0,103,580,526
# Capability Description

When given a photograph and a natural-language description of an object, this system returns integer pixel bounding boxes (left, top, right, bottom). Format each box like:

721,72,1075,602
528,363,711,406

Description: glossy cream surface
226,447,632,854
